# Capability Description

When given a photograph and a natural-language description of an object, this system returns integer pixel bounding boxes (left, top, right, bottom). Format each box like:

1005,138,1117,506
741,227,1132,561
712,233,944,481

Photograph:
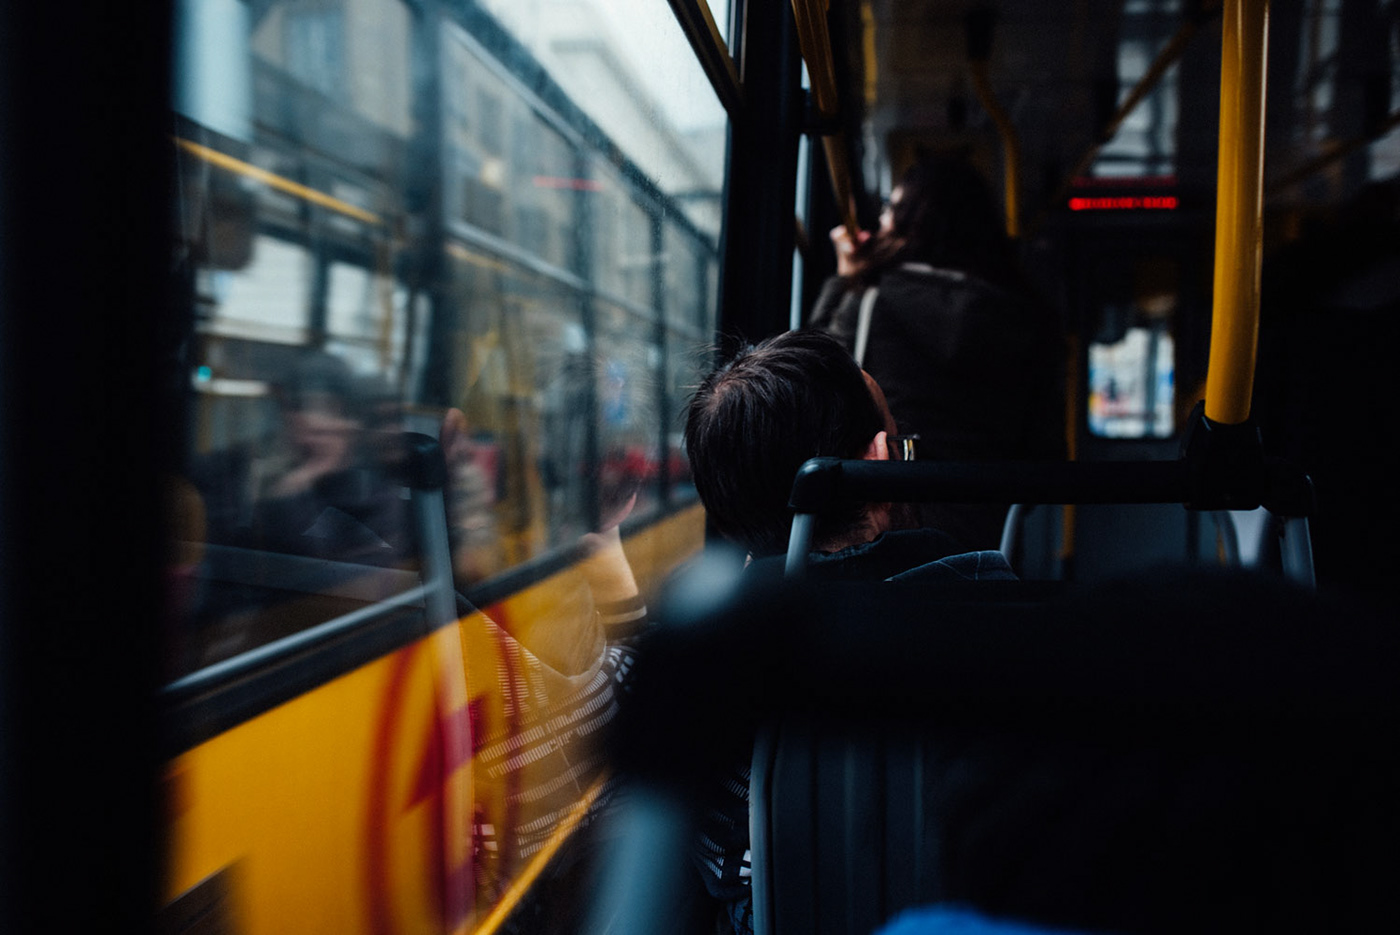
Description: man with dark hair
682,330,1013,935
685,330,1007,579
685,329,896,557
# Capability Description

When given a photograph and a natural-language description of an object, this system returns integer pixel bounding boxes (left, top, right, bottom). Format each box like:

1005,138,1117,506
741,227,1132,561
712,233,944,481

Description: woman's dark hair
683,330,884,557
852,153,1016,288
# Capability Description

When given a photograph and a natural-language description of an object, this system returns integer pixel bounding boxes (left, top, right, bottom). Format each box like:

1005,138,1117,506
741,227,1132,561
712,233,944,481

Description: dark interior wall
0,3,172,930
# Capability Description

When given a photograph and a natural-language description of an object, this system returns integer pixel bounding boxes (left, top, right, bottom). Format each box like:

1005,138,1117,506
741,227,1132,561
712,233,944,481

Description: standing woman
810,153,1065,550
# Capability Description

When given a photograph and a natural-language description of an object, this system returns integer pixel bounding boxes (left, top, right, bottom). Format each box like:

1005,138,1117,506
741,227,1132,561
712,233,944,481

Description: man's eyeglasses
889,434,919,462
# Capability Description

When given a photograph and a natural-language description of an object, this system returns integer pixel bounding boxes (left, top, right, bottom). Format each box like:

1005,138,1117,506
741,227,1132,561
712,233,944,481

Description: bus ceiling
798,1,1396,233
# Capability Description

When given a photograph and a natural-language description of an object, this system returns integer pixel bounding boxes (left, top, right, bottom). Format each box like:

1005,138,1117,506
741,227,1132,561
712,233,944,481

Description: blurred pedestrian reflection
441,406,503,584
240,351,410,565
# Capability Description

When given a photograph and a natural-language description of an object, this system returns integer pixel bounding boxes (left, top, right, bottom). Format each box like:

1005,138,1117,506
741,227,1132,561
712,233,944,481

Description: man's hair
684,330,884,556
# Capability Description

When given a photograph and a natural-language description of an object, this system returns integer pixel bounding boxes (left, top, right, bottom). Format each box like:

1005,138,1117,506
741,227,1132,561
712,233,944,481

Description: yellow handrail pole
822,133,860,237
792,0,839,113
1205,0,1269,426
791,0,860,238
969,61,1023,239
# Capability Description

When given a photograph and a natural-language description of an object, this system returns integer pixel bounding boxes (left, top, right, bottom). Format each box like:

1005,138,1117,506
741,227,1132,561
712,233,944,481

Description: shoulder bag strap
853,285,878,366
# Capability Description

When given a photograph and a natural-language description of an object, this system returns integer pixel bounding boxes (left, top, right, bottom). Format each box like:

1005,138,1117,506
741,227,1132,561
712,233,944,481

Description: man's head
684,330,896,557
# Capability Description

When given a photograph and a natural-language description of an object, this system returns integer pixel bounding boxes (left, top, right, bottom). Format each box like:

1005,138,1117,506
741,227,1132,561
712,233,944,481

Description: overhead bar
787,458,1193,514
1205,0,1270,426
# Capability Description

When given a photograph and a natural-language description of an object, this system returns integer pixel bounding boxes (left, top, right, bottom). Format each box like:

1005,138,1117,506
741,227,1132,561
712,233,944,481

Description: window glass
168,2,723,928
1087,257,1178,438
664,222,707,332
595,300,667,522
171,0,723,674
445,32,580,268
476,0,728,240
590,158,655,308
709,0,734,46
1093,0,1181,179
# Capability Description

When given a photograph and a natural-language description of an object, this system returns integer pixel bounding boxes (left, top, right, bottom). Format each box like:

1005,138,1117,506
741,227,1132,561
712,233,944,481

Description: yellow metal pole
1205,0,1269,425
822,133,861,238
791,0,860,239
970,61,1022,239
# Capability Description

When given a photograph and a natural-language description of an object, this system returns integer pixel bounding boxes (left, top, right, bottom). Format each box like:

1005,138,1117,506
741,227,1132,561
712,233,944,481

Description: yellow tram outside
164,507,703,934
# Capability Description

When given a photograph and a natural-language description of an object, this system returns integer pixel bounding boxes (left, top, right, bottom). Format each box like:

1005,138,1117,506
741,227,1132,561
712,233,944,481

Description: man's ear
862,430,890,462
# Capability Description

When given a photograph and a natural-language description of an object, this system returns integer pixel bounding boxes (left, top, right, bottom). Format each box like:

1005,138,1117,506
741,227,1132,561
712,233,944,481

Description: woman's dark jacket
810,264,1065,549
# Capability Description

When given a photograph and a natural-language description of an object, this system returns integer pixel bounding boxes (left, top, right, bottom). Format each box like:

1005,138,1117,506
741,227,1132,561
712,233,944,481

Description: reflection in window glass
664,223,706,331
169,1,722,926
445,33,580,265
324,261,411,376
477,0,727,239
198,237,312,344
592,158,655,307
595,301,666,520
173,0,722,666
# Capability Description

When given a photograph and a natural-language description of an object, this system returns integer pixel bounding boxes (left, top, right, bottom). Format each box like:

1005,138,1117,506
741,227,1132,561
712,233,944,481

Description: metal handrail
783,457,1194,577
790,0,860,236
969,60,1023,239
791,0,841,115
162,583,435,701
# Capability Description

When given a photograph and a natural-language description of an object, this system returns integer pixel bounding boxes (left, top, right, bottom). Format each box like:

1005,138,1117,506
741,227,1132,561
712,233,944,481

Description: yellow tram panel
163,505,705,934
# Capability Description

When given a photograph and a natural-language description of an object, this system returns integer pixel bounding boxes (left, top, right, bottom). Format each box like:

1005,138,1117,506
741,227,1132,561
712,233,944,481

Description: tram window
255,0,413,136
324,261,411,375
1087,256,1178,439
1092,0,1180,179
1088,322,1175,438
196,237,312,343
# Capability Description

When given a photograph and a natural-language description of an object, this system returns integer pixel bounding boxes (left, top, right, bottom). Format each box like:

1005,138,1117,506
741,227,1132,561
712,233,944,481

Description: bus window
169,0,727,667
1088,256,1178,439
164,0,726,930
